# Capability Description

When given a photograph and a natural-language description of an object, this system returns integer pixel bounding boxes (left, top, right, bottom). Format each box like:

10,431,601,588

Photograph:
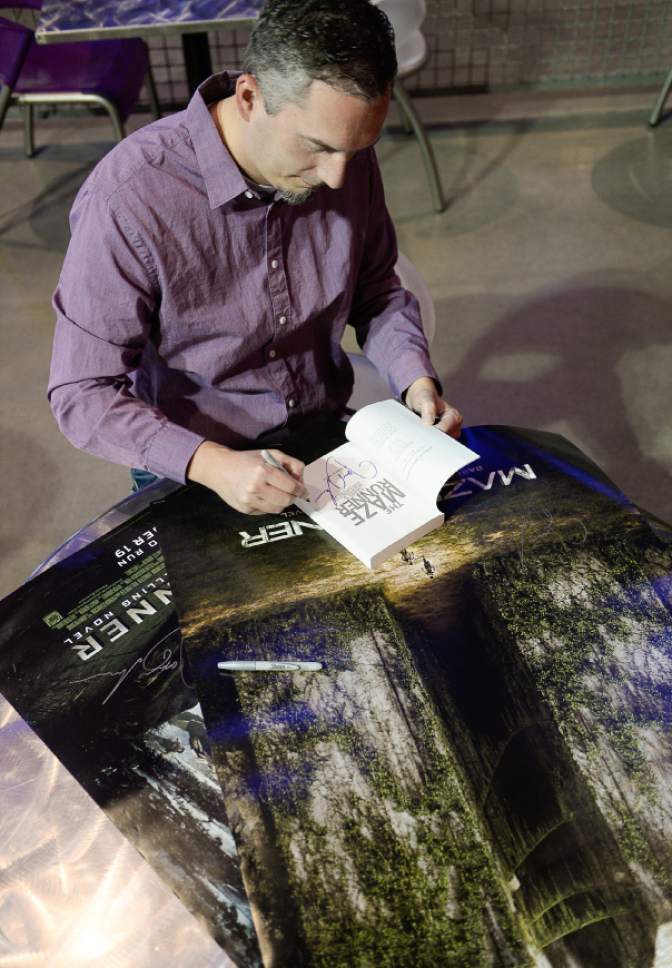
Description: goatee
277,187,315,205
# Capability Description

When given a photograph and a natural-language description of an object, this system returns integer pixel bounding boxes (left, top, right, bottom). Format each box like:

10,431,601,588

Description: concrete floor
1,87,670,598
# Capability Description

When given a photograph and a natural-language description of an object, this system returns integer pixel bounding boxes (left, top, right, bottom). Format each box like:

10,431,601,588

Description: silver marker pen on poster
218,660,323,672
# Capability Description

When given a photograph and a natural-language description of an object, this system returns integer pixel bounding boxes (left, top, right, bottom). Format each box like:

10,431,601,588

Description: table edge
35,16,256,44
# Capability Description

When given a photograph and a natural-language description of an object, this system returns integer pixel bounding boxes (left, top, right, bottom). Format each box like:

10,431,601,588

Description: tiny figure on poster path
170,710,211,758
422,557,435,578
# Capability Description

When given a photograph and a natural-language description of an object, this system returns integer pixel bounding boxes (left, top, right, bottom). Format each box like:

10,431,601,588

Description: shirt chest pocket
159,260,272,350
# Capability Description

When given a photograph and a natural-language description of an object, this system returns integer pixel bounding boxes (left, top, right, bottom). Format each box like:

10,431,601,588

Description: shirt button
288,398,296,409
279,315,287,325
245,190,253,199
268,349,277,359
271,259,279,269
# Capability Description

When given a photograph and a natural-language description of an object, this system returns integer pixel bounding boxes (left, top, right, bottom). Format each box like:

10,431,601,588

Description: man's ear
234,73,263,122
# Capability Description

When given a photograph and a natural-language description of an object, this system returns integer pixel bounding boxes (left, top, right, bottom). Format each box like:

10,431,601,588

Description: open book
294,399,479,569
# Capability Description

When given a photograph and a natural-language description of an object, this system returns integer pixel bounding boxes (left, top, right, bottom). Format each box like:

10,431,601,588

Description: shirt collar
185,71,250,209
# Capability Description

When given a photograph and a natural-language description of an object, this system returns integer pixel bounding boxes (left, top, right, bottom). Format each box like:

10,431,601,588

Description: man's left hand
404,377,463,438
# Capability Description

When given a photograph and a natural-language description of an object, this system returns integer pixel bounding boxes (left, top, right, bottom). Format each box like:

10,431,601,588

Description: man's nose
317,152,350,190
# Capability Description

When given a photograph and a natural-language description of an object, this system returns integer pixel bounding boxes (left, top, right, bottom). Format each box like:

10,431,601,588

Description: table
35,0,263,94
0,692,230,967
2,425,672,967
29,476,179,579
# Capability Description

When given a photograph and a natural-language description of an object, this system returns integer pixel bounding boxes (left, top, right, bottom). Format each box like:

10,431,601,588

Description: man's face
245,78,390,202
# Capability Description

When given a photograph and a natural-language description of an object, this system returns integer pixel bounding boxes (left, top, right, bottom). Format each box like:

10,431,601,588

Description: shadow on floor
436,274,672,522
591,127,672,229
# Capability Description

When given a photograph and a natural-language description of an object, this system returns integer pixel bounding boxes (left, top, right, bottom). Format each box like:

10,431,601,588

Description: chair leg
88,94,126,142
393,78,446,213
396,98,414,136
22,102,35,157
649,68,672,127
145,65,162,120
0,84,13,132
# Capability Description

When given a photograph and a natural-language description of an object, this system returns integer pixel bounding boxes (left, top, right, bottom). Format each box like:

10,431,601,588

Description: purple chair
0,0,160,157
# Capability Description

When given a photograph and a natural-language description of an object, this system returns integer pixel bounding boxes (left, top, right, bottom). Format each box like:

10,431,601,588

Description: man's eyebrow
302,134,382,152
303,135,341,152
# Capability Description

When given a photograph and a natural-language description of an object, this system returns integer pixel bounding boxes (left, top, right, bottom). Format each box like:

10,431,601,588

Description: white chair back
395,250,435,344
347,250,436,410
372,0,426,47
373,0,444,211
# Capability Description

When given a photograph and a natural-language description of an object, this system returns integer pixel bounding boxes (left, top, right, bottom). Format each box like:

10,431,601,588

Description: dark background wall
141,0,672,108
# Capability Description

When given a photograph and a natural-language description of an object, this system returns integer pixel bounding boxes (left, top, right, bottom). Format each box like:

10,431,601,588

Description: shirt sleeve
48,185,205,483
347,148,442,398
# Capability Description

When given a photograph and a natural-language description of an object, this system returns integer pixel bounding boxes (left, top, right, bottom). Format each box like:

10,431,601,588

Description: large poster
151,425,672,968
1,424,670,967
0,508,260,968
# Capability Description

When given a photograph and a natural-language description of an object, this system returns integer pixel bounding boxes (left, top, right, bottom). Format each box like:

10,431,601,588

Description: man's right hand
186,441,307,515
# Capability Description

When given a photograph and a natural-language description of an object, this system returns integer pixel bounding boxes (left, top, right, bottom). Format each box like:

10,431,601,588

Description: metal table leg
182,32,213,96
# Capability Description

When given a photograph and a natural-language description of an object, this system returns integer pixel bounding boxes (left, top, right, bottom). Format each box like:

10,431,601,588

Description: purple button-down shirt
49,72,438,483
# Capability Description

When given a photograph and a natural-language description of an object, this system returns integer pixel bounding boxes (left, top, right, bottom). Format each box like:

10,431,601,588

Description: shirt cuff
384,354,443,401
143,421,206,484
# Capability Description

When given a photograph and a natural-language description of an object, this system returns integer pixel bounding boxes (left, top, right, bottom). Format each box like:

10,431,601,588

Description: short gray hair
243,0,397,115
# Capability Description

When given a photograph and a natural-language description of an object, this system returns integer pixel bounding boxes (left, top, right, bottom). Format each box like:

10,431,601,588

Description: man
49,0,462,516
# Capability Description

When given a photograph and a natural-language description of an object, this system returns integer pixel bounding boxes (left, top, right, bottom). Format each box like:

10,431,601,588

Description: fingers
414,391,439,427
265,450,306,489
435,405,463,438
237,450,307,514
410,391,463,437
237,479,295,515
242,490,294,515
264,466,304,496
190,442,309,515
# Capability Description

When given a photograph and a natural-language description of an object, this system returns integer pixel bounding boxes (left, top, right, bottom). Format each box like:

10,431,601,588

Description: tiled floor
1,87,670,597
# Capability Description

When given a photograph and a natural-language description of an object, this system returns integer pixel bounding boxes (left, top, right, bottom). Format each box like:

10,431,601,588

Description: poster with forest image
1,423,670,967
151,423,672,968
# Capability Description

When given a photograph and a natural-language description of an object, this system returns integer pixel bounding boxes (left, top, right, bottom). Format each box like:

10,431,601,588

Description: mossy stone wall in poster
154,425,672,967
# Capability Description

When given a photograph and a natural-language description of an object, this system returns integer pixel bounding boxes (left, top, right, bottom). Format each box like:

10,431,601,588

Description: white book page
345,399,479,500
297,441,423,512
295,441,440,567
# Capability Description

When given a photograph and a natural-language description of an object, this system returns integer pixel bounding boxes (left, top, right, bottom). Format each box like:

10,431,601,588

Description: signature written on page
68,629,191,705
313,457,378,508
